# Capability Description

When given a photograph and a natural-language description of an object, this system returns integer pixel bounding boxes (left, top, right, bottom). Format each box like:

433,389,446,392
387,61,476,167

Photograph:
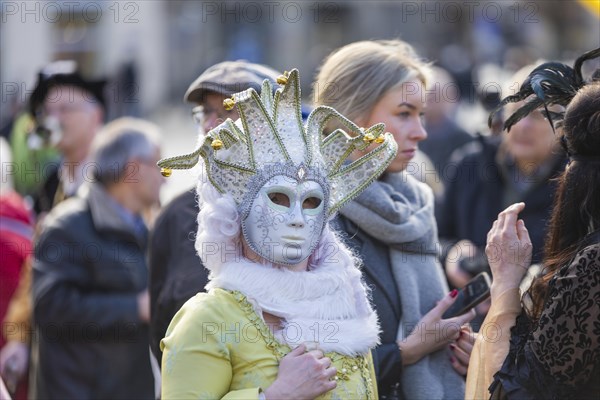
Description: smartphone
442,272,491,319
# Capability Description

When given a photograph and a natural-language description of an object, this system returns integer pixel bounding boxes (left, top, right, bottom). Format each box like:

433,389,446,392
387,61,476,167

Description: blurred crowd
0,35,598,400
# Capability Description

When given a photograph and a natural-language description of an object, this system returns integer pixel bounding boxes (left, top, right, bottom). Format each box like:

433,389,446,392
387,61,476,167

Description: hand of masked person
263,343,337,399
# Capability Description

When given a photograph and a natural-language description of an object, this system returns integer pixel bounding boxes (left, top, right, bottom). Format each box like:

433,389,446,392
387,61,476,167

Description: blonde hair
313,40,430,125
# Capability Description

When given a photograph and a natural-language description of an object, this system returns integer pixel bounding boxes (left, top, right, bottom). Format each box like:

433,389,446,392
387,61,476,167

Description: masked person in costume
158,69,398,399
466,48,600,400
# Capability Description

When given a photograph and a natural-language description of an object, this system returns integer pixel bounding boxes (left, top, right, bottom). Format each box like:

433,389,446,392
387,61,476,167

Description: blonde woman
314,40,476,399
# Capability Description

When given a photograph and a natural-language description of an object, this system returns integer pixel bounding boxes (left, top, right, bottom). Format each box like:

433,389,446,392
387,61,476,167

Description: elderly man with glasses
148,61,280,362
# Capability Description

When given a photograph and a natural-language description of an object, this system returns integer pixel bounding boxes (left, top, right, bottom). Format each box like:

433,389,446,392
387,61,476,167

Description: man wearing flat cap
148,60,280,361
184,60,282,133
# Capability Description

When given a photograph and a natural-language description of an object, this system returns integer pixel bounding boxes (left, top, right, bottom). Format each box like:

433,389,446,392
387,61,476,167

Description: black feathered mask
489,48,600,134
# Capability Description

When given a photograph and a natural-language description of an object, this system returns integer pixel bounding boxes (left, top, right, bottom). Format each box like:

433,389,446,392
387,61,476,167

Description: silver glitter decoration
157,69,398,217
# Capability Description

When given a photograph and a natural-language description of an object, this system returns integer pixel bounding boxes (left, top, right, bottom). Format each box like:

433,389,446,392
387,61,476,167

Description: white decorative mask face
242,174,326,266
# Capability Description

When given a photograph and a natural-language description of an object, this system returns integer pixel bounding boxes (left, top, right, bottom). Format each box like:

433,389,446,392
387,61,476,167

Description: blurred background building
1,0,599,202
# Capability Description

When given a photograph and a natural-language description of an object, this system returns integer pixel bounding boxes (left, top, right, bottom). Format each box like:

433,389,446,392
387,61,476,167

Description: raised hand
485,202,532,297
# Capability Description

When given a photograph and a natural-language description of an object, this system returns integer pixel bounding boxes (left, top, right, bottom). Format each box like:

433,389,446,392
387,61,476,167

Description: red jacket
0,192,33,349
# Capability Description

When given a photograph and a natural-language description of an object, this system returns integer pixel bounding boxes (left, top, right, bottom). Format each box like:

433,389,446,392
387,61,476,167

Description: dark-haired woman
466,63,600,399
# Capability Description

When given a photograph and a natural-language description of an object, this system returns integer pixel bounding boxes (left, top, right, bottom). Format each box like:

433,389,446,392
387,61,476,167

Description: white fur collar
206,258,380,355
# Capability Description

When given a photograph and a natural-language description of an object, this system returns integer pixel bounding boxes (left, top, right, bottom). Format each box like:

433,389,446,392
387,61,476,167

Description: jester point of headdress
158,69,398,218
490,48,600,133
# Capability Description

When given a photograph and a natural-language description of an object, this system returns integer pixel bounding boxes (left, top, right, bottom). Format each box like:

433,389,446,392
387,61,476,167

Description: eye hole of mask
302,197,322,210
268,192,290,208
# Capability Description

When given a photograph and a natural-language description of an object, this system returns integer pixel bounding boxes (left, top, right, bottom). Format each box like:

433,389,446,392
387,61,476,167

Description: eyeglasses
191,105,237,127
40,102,94,118
191,106,204,125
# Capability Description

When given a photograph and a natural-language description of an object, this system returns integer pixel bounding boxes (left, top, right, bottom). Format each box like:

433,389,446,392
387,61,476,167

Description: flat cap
184,60,280,104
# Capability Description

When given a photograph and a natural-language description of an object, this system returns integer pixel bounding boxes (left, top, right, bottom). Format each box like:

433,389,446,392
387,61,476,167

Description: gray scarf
340,172,465,400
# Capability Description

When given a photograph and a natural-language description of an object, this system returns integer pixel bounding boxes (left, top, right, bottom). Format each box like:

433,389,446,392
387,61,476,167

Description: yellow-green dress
161,288,378,400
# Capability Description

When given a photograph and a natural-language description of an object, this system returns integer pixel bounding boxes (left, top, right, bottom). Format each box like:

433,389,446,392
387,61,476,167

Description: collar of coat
80,183,147,246
206,256,380,356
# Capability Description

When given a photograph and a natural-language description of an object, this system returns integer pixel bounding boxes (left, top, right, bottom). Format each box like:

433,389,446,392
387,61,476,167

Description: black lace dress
489,242,600,400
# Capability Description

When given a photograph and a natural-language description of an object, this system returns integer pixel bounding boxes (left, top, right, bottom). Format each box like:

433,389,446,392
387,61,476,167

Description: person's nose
410,118,428,142
287,202,305,228
519,114,535,131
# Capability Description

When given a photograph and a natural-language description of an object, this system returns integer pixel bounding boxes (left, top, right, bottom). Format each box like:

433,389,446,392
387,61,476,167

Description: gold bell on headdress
277,71,289,85
375,135,385,144
211,139,224,150
160,167,172,177
223,97,235,111
363,133,375,143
